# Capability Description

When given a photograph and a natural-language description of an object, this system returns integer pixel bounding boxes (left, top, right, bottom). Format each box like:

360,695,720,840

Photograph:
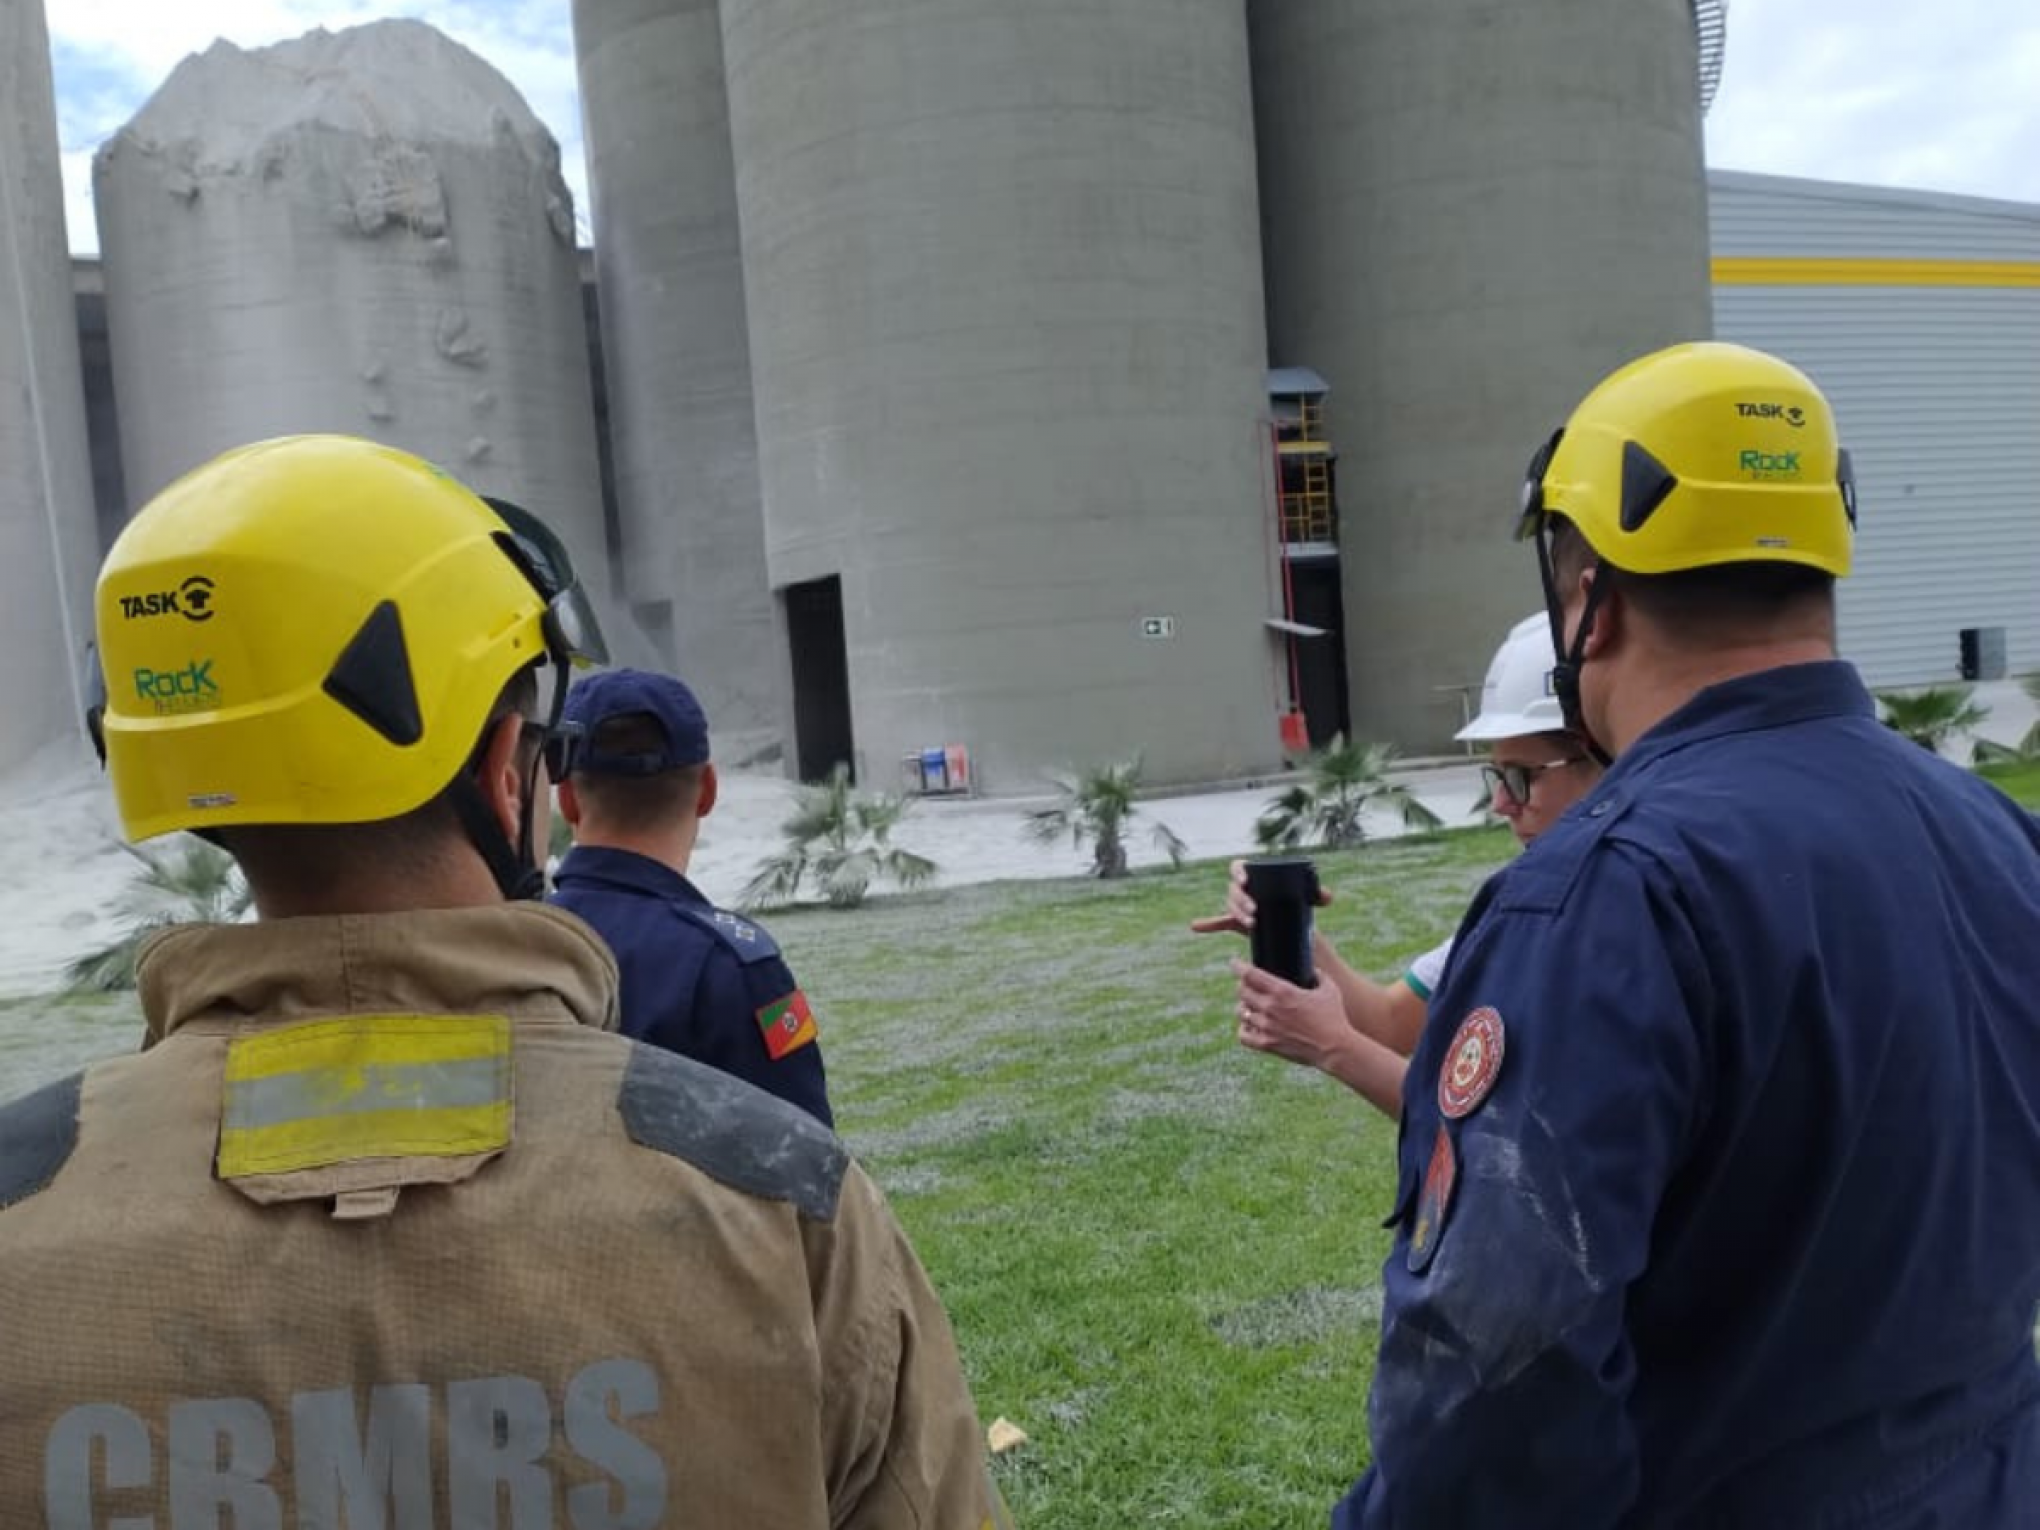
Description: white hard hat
1455,613,1566,741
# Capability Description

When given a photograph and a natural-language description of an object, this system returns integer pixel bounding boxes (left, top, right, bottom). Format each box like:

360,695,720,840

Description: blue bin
919,748,949,792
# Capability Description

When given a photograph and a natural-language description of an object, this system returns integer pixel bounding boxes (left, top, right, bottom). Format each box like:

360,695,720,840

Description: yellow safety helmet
1514,341,1856,576
91,435,606,844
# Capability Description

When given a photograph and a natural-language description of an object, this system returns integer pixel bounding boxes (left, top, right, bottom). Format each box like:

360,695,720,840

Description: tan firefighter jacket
0,903,1010,1529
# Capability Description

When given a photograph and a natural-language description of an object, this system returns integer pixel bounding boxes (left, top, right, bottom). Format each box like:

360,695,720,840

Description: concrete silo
93,20,612,608
0,0,100,772
720,0,1279,792
572,0,783,761
1250,0,1714,749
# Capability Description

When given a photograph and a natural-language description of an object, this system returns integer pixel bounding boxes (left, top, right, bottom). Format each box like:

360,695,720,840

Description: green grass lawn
0,825,1513,1524
3,778,2028,1521
770,825,1517,1527
1977,758,2040,808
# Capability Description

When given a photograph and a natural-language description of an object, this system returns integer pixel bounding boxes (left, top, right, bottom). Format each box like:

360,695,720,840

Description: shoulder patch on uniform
1438,1006,1506,1119
1406,1123,1458,1274
0,1072,83,1211
756,989,819,1060
675,905,783,966
619,1044,847,1220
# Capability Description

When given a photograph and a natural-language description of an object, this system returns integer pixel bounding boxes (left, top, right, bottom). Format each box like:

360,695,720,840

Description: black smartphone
1244,857,1318,987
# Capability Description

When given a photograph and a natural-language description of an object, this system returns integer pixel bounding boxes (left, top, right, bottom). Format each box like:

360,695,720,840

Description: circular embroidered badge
1437,1006,1506,1120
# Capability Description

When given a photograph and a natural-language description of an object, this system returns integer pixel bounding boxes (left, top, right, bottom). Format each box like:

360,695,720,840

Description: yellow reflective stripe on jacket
217,1014,512,1177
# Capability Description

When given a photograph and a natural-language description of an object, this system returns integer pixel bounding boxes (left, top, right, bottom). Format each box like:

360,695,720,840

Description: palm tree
1971,674,2040,765
1874,684,1989,754
1255,735,1441,852
742,765,937,910
1023,758,1186,879
1971,727,2040,767
65,836,252,992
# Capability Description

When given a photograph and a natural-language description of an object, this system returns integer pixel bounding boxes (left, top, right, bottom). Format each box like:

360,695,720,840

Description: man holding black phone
1192,613,1600,1118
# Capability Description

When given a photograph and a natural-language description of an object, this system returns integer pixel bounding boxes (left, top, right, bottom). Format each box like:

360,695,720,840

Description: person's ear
476,712,531,843
556,774,585,828
696,762,719,820
1578,569,1622,661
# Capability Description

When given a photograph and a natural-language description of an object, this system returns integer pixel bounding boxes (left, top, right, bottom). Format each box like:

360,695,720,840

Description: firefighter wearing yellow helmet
1339,344,2040,1528
0,436,1011,1528
1515,339,1856,749
90,433,605,891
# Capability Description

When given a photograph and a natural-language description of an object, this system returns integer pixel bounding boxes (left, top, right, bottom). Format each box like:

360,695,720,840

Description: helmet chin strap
1534,522,1614,768
448,773,547,902
451,653,568,902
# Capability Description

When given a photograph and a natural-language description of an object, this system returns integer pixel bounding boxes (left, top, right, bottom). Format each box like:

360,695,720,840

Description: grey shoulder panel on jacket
619,1044,847,1220
0,1072,83,1211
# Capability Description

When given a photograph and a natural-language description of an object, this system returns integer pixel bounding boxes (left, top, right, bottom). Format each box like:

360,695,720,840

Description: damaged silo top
90,15,609,605
94,18,575,246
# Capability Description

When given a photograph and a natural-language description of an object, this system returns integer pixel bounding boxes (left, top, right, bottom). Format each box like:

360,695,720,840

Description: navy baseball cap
559,668,710,775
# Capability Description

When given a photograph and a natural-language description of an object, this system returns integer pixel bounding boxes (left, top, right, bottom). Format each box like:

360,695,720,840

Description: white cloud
41,0,586,255
33,0,2040,257
1705,0,2040,205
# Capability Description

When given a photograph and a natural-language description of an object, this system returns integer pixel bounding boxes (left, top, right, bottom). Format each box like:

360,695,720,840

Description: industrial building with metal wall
6,0,2034,796
1709,172,2040,689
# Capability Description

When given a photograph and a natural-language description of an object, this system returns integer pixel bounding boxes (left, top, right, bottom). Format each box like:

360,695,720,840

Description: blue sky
39,0,2040,257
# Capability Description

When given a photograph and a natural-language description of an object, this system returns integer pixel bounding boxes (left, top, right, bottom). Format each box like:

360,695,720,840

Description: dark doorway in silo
1290,558,1350,748
784,575,856,783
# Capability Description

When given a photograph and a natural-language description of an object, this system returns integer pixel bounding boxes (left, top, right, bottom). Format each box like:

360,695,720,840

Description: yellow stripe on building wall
1712,257,2040,289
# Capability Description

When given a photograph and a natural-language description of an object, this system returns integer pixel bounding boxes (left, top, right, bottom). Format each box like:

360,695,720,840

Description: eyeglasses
1481,757,1584,808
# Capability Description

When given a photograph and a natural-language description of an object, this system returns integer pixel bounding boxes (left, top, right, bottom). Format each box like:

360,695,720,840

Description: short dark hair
1548,516,1834,645
568,713,705,831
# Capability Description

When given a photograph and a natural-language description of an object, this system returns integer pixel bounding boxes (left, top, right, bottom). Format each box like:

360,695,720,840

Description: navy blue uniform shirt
1338,661,2040,1529
551,845,833,1127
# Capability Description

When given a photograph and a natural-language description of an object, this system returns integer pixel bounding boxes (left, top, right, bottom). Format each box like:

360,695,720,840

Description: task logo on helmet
1514,340,1857,577
1512,342,1856,742
90,435,606,844
1455,613,1564,742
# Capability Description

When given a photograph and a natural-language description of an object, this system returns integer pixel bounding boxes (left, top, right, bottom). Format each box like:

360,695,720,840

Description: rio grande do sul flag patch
756,989,818,1061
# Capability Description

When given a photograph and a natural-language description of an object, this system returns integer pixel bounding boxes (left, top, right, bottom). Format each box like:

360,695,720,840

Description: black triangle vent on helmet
324,600,423,747
1620,440,1679,532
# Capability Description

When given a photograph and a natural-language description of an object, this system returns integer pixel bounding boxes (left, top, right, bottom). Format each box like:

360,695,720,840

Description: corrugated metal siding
1712,171,2040,262
1710,173,2040,688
